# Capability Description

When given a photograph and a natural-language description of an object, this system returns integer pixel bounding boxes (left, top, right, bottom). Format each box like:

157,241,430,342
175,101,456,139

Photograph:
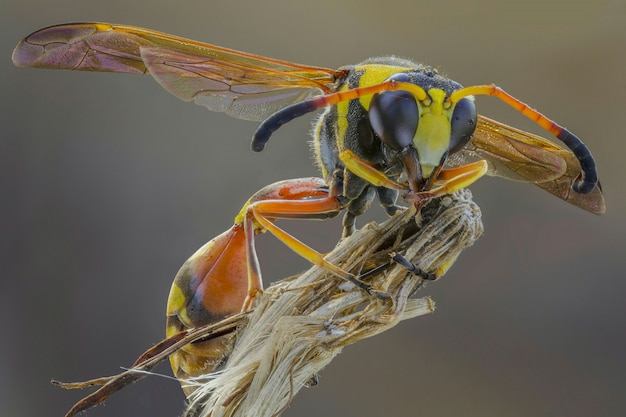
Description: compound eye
369,88,418,151
388,72,411,83
449,97,477,154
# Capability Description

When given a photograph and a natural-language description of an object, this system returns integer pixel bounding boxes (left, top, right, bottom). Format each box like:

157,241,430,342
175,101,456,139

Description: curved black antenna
252,100,320,152
557,129,598,193
252,80,428,152
450,84,599,194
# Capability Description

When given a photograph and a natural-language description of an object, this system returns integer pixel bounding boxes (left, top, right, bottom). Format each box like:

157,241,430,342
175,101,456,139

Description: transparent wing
12,22,344,121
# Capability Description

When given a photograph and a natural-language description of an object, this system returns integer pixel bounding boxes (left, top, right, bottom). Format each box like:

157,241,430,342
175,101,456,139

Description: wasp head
368,71,477,192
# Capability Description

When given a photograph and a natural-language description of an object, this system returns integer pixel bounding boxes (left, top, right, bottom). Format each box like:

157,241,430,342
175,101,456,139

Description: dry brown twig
181,189,483,417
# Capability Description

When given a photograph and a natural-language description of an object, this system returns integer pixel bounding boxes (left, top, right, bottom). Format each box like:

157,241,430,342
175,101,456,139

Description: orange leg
243,196,387,309
405,160,488,204
241,196,344,309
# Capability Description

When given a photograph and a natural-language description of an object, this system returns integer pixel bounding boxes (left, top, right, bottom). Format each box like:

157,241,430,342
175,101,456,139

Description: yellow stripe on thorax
335,64,411,150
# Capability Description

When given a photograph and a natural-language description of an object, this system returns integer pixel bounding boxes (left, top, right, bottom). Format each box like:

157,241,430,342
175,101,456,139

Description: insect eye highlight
449,97,477,154
388,72,411,83
369,89,418,151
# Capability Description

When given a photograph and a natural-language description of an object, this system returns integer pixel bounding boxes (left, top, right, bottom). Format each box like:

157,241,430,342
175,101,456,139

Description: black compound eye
449,97,477,154
369,76,418,151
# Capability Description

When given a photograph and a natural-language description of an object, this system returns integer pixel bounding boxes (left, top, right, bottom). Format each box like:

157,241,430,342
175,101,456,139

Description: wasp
13,22,605,397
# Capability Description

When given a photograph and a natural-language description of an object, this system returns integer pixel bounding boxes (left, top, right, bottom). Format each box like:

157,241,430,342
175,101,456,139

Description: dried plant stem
182,189,483,417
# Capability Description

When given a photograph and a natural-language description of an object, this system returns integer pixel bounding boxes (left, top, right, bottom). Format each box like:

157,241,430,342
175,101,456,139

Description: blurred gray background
2,1,625,416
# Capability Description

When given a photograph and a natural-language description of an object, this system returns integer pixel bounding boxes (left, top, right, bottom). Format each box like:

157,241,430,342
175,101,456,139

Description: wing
12,22,345,121
448,115,605,214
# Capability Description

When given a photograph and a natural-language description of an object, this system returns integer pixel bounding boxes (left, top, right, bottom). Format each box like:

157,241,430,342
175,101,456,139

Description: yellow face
411,88,455,177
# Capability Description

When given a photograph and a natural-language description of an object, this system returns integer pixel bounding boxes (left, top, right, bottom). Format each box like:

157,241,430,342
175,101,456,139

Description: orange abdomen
166,226,248,395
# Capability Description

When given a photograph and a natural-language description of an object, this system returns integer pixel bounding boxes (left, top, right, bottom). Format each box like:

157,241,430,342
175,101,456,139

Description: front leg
405,161,488,204
339,149,408,191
